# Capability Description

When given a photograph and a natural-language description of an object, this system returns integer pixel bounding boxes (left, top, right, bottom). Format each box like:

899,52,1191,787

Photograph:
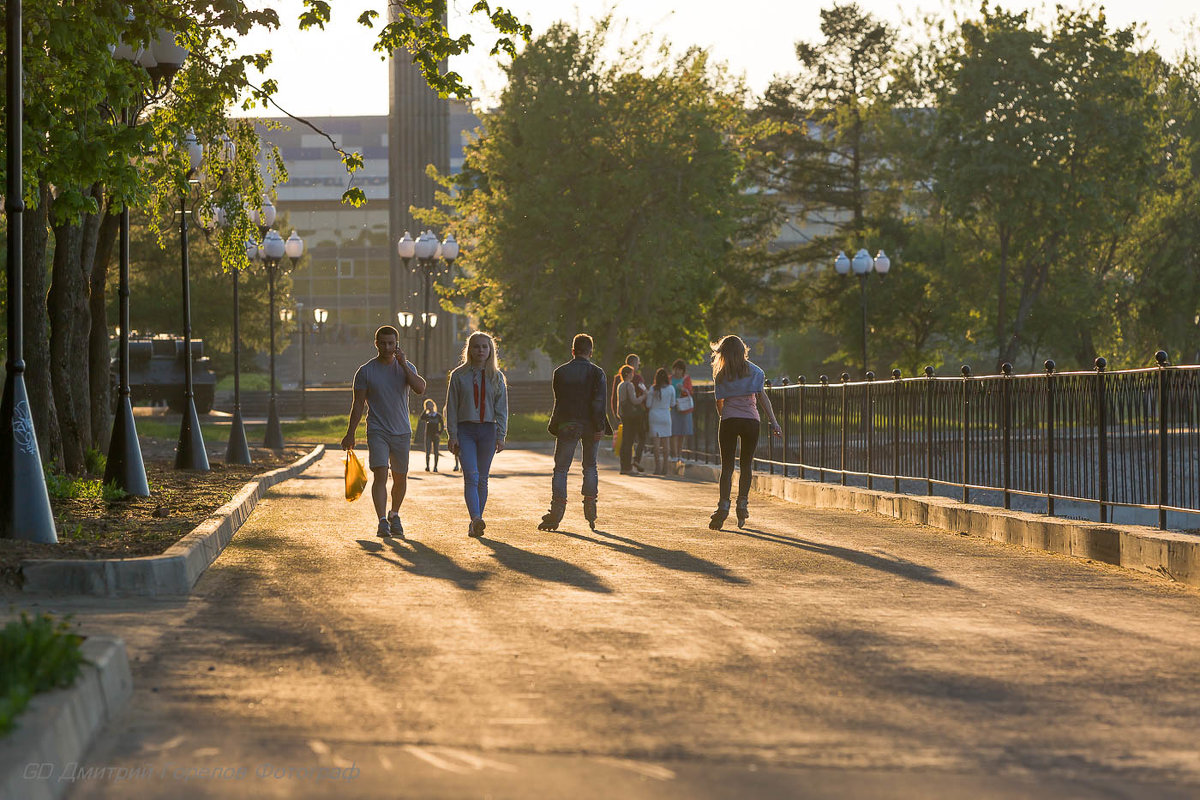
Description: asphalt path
14,448,1200,799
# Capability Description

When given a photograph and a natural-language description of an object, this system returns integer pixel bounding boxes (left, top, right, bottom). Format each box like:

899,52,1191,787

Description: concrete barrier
683,462,1200,588
20,446,325,597
0,636,132,800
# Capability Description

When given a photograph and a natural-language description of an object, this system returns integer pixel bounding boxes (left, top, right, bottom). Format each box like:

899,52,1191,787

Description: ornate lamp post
2,0,56,542
216,232,254,465
175,130,209,471
834,248,891,373
284,231,305,418
407,230,457,370
260,229,286,450
105,27,188,497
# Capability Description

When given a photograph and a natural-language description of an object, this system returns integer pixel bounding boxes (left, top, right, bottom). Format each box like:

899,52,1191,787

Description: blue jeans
457,422,496,519
552,434,598,499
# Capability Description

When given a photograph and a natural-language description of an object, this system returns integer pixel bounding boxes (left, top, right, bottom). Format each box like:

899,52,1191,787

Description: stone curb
682,462,1200,588
20,445,326,597
0,636,132,800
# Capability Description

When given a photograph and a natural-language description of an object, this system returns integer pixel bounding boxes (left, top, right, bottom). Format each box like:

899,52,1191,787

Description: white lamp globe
834,251,851,275
262,230,285,260
852,248,872,275
414,230,439,260
284,230,305,260
874,250,891,274
397,231,416,259
441,233,459,261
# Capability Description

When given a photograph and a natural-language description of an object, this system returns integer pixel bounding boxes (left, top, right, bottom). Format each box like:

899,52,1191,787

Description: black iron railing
685,352,1200,530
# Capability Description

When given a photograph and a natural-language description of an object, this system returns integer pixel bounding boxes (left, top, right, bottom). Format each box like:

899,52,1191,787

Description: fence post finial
1094,356,1107,372
924,365,935,378
1001,362,1013,375
892,368,901,379
1155,350,1169,367
1044,359,1056,374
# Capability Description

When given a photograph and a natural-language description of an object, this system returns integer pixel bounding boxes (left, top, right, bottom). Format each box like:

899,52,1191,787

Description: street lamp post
284,231,305,418
412,230,458,371
293,304,308,419
260,229,286,450
2,0,57,542
175,130,209,471
834,248,891,373
217,233,253,465
105,26,188,497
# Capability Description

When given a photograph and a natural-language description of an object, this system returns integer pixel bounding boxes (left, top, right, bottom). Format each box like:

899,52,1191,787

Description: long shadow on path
556,528,749,586
355,539,490,591
726,528,957,587
477,537,612,594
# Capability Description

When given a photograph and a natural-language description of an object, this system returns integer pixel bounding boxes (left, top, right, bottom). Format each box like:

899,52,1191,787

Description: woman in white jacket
445,332,509,538
642,367,676,475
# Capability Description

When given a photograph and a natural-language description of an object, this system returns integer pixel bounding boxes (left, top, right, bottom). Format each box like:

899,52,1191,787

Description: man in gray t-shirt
342,325,427,538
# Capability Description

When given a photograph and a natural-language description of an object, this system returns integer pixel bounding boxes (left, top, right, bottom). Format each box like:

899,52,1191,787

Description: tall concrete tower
389,14,452,375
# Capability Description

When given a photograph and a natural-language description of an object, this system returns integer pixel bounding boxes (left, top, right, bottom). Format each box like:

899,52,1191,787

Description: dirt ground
0,439,312,591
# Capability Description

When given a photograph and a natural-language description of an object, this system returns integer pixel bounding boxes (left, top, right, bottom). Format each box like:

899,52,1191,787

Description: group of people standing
611,355,695,476
341,325,779,537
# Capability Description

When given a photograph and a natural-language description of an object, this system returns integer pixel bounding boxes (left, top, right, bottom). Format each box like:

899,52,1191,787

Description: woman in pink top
709,335,781,529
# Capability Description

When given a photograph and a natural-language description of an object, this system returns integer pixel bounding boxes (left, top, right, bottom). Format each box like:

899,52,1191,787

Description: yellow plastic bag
345,449,368,502
614,422,623,455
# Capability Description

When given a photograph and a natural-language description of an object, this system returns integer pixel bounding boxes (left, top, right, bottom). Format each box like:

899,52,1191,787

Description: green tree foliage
924,4,1161,368
0,0,528,474
752,3,955,375
424,21,772,370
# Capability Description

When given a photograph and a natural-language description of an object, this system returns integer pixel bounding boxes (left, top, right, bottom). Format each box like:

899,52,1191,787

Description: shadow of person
477,537,612,593
354,538,490,590
728,528,957,587
560,529,748,585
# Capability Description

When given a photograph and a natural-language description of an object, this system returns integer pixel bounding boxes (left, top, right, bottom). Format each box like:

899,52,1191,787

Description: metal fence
686,353,1200,530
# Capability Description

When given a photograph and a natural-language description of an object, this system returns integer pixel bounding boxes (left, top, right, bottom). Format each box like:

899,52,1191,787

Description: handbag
345,449,368,502
676,393,694,413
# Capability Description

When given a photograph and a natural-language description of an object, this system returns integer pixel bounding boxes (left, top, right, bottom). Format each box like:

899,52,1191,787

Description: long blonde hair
711,335,749,384
458,331,502,381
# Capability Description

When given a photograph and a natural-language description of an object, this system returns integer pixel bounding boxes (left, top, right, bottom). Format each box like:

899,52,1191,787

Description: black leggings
718,417,759,502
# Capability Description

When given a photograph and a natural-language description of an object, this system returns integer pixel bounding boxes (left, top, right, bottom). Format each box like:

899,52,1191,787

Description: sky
236,0,1197,117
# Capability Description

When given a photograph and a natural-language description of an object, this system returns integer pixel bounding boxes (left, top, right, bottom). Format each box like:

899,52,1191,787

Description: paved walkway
12,449,1200,798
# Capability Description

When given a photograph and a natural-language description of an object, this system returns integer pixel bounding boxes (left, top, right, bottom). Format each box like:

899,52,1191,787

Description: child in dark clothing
419,399,445,472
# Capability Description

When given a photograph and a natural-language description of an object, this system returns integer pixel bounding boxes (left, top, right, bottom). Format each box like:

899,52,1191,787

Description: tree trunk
88,200,118,451
48,195,92,474
22,183,63,468
1002,258,1051,365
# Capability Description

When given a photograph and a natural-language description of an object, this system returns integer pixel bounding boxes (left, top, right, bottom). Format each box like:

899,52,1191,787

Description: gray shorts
366,430,411,473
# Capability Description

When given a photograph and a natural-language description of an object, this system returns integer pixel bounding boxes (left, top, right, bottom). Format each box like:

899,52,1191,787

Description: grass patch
215,373,271,392
45,473,128,502
0,614,87,737
507,412,550,441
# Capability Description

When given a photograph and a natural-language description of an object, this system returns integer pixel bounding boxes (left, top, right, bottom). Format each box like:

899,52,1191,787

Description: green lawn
136,412,552,445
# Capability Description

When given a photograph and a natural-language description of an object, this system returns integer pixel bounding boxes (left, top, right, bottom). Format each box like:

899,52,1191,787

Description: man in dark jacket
539,333,612,531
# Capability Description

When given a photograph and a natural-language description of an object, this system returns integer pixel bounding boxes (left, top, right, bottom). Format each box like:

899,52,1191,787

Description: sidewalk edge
682,462,1200,588
0,636,132,800
19,445,325,597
